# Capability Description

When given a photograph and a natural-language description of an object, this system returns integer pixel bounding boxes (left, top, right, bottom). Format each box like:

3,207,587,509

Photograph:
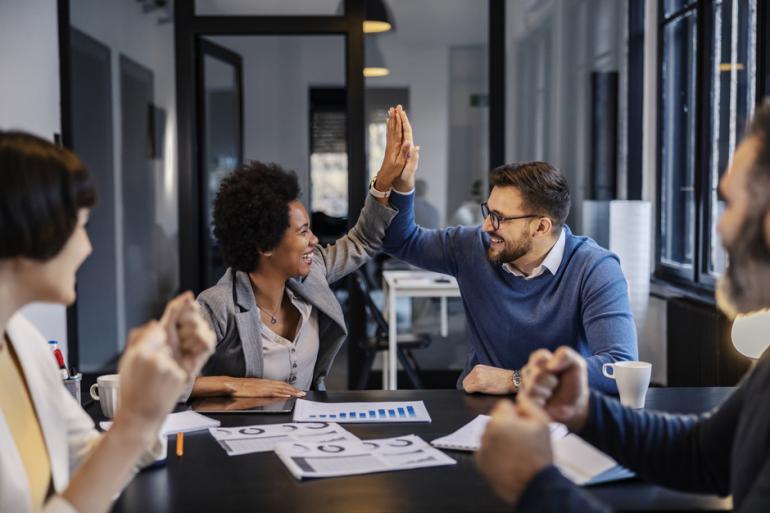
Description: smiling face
17,208,93,306
264,200,319,279
481,186,536,264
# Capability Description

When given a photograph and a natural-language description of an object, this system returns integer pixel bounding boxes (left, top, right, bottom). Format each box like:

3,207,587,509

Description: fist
476,397,553,505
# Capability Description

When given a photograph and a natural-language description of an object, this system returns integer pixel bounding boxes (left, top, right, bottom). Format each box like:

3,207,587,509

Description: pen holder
63,373,82,405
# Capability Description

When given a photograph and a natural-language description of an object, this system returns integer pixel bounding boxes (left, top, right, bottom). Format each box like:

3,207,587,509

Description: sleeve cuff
575,391,605,440
391,188,415,196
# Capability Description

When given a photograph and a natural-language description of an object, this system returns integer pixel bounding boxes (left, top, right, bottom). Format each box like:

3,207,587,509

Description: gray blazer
197,195,398,390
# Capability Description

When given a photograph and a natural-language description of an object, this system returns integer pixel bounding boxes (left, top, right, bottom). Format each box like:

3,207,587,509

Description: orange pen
176,432,184,457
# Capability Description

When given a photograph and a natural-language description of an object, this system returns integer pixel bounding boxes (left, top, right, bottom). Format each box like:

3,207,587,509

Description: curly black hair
213,161,300,272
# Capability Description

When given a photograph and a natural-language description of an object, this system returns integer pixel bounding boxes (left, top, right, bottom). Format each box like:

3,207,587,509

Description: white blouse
258,288,319,390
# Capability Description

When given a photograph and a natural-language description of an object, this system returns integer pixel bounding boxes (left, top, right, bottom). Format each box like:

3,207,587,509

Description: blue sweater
518,349,770,512
382,191,637,393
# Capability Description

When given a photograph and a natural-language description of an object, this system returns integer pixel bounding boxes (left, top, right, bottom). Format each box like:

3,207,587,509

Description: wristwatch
511,369,522,392
369,176,392,198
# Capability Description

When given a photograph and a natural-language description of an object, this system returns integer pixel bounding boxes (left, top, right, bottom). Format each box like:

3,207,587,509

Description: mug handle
602,363,616,380
89,383,100,401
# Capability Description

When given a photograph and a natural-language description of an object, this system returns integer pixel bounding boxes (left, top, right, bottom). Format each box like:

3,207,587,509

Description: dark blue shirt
383,191,638,393
518,349,770,512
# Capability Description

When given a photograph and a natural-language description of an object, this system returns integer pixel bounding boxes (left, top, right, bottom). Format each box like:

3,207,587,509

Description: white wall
373,39,451,224
0,0,69,354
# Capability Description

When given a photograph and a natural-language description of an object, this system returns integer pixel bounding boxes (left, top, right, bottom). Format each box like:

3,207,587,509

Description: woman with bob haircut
191,106,419,398
0,131,215,513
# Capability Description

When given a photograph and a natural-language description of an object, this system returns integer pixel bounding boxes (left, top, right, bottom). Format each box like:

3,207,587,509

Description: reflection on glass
663,0,698,18
202,51,241,286
708,0,757,277
69,0,180,370
660,12,697,270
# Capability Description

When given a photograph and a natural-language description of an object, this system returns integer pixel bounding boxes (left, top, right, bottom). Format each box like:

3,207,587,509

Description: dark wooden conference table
104,388,734,513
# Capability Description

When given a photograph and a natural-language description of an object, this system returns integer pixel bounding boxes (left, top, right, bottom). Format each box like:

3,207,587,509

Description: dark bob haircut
0,131,96,260
490,161,571,230
213,161,300,273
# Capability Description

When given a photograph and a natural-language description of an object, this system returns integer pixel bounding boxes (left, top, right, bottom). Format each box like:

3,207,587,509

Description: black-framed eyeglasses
480,202,539,230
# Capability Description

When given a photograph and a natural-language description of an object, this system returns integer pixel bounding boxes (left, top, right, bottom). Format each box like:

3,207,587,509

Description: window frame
654,0,762,292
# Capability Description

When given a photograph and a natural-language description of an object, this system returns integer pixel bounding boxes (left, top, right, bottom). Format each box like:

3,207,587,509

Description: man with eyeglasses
380,109,637,394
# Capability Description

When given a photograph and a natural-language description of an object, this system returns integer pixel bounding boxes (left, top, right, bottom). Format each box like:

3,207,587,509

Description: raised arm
315,193,398,285
579,254,639,394
315,107,413,284
381,107,465,275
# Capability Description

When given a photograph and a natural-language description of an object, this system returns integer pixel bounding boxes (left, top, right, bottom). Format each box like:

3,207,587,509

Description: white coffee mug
90,374,120,418
602,361,652,409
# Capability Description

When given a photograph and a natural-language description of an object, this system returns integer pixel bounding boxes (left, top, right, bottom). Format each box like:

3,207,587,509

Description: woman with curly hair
190,106,419,398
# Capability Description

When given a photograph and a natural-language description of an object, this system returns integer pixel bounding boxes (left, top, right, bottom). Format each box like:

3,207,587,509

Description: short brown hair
490,161,571,229
0,131,96,260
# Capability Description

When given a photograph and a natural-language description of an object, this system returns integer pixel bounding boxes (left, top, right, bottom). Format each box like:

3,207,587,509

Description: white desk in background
381,270,461,390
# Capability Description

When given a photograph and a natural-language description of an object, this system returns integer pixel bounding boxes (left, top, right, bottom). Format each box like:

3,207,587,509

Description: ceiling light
364,37,389,77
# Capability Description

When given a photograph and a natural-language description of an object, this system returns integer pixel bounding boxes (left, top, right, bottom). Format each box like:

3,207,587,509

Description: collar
503,228,566,279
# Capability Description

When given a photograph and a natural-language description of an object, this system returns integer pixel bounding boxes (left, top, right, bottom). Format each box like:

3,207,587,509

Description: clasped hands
475,347,591,505
114,292,215,440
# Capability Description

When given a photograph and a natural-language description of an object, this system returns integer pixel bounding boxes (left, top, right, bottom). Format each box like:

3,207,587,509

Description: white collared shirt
502,228,566,280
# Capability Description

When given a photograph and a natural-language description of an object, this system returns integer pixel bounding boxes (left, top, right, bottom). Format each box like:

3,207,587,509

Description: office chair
352,268,431,389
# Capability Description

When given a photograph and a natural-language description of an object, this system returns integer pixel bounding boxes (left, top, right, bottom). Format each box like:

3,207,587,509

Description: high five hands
374,105,420,196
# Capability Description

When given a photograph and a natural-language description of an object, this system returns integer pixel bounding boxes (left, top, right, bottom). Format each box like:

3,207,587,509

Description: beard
487,229,532,265
716,209,770,318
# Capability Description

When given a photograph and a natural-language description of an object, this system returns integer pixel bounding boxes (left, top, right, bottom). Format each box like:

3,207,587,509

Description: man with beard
475,101,770,512
383,110,637,394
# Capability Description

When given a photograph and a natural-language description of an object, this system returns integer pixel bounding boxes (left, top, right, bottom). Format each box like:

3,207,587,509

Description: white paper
552,434,619,485
293,399,431,423
430,415,567,451
209,422,359,456
274,434,456,480
429,415,629,486
100,410,220,435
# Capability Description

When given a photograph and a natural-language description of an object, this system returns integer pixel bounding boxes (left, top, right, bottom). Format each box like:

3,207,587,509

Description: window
656,0,758,288
705,0,757,278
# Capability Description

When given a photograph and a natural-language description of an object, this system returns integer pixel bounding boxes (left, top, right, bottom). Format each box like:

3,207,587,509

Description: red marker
53,348,69,379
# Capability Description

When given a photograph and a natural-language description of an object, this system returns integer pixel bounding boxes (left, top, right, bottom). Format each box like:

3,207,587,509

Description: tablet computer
190,396,297,414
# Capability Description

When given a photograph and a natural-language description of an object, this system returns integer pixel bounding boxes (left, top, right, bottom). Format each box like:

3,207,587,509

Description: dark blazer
197,195,398,390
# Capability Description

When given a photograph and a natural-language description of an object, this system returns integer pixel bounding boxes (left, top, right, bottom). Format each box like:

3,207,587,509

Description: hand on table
520,346,590,431
462,364,516,395
475,395,554,505
224,377,307,398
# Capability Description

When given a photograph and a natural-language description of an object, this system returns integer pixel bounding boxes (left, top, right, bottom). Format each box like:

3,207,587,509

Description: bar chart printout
292,400,431,423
